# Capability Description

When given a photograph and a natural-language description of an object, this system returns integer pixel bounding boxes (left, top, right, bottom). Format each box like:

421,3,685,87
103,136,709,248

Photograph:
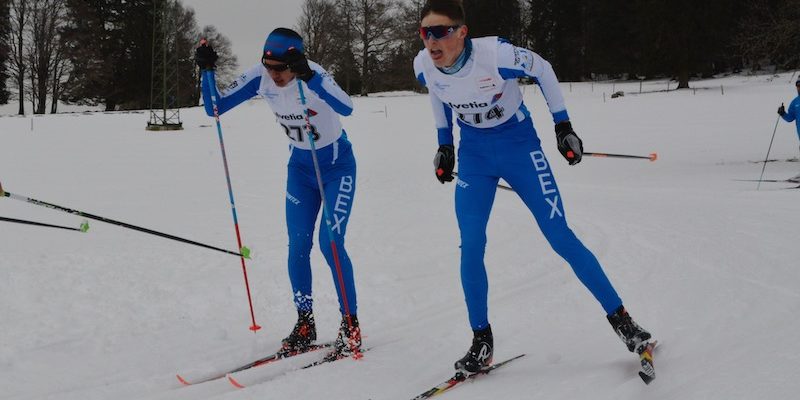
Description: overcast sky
182,0,303,69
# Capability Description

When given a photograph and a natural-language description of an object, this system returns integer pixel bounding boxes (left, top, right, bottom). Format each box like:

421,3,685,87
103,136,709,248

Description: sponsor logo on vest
448,101,489,110
276,112,305,121
477,76,497,91
530,150,563,219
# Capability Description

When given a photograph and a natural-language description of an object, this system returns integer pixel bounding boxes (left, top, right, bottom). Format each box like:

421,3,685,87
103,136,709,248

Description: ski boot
607,305,652,353
281,309,317,353
324,314,362,361
454,325,493,378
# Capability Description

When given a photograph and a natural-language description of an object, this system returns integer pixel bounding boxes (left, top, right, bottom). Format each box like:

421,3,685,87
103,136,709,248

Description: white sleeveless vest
254,62,344,150
417,37,524,129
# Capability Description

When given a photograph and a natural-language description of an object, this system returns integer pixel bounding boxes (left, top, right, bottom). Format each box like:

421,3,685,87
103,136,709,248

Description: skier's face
420,13,467,69
263,59,294,87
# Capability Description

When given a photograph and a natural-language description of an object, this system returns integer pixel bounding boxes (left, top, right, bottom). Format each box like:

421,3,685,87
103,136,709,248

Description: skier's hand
778,103,786,116
433,144,455,183
555,121,583,165
195,39,218,71
284,48,314,82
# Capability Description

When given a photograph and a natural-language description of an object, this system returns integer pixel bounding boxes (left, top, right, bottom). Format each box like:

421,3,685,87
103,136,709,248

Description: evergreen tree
527,0,588,80
462,0,522,42
61,0,159,110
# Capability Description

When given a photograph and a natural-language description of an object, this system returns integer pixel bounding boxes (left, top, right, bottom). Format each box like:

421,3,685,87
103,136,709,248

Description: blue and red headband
262,28,304,62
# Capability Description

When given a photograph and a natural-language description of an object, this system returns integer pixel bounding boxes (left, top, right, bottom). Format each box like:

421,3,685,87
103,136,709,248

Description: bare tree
332,0,358,93
736,0,800,69
296,0,338,68
376,0,424,92
0,0,10,104
7,0,28,115
49,33,69,113
348,0,399,95
26,0,66,114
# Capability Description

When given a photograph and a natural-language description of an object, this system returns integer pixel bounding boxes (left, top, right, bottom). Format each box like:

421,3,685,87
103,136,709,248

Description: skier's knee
289,232,314,254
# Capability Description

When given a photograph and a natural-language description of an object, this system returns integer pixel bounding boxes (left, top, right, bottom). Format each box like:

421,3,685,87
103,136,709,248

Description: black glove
433,144,455,183
778,103,786,116
284,48,315,82
555,121,583,165
195,40,218,71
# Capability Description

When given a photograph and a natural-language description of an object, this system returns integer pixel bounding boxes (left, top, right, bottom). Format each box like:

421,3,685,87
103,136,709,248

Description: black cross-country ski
734,179,800,183
410,354,525,399
227,347,371,389
637,340,658,384
176,341,335,386
749,158,799,163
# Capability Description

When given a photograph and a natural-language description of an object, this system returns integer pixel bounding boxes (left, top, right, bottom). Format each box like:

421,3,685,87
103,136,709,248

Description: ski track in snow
2,73,800,399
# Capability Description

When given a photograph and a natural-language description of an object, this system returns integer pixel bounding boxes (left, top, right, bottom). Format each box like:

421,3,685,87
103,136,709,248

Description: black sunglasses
262,59,290,72
419,25,461,40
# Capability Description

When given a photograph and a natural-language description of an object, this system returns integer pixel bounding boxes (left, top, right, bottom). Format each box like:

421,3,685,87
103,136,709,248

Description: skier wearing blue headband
196,28,361,360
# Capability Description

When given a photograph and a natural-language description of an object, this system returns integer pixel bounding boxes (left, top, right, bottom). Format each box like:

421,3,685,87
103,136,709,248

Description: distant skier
195,28,361,359
413,0,655,380
777,78,800,156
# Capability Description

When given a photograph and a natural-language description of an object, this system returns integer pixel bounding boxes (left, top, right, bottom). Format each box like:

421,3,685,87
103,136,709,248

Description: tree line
0,0,237,114
298,0,800,93
1,0,799,113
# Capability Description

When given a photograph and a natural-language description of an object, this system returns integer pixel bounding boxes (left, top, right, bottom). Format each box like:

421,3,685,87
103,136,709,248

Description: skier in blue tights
196,28,360,358
414,0,654,378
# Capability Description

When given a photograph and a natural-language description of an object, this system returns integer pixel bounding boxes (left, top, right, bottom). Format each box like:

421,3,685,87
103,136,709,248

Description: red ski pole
204,68,261,332
297,79,361,359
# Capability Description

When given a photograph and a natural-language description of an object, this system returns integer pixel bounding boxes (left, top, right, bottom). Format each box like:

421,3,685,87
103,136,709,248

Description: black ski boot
607,305,651,353
281,310,316,352
454,325,493,377
325,314,362,360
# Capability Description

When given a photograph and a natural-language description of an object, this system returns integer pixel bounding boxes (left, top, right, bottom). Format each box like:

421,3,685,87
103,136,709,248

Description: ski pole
297,79,361,359
451,172,513,192
1,186,245,256
0,216,89,232
204,69,261,332
757,115,781,191
584,152,658,161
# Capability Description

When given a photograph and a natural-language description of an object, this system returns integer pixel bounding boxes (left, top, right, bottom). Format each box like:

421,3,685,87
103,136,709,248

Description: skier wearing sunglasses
413,0,655,381
195,28,362,360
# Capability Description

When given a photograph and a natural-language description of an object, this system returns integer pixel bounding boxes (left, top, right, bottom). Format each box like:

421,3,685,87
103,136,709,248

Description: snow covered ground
1,73,799,400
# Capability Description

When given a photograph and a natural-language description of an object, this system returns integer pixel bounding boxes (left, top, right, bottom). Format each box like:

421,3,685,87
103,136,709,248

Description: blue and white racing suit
414,37,622,331
201,62,358,315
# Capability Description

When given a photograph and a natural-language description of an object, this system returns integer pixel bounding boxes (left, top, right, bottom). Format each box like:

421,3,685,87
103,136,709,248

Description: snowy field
1,73,800,400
